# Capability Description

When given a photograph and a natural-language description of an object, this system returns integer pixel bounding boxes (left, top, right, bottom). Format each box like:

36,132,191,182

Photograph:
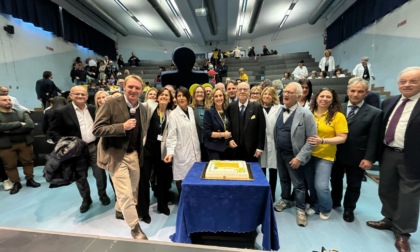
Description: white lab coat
260,104,281,169
166,105,201,180
292,66,308,79
319,56,335,72
352,63,375,79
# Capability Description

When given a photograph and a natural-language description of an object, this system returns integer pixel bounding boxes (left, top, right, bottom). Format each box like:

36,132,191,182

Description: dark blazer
380,95,420,179
35,78,61,100
226,100,266,159
203,107,227,152
49,103,96,143
336,102,383,166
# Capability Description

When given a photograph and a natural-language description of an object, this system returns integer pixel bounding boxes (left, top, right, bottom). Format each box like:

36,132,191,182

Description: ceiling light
166,0,179,17
114,0,128,12
279,15,289,29
184,29,191,39
141,25,153,36
241,0,248,13
238,25,243,36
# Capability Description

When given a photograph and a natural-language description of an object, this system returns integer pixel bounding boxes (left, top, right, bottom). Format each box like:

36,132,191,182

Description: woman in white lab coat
164,87,201,196
318,49,335,75
259,86,281,200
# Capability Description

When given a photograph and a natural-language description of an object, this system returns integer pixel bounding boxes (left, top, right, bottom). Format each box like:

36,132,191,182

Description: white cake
205,160,250,180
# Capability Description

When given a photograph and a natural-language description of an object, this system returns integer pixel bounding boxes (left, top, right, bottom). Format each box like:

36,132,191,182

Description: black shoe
158,206,170,216
116,210,124,220
100,195,111,206
343,209,354,222
80,198,93,213
141,215,151,224
10,182,22,195
26,178,41,188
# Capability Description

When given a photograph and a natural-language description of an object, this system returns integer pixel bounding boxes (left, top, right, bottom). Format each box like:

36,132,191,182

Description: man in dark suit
331,77,382,222
367,67,420,252
226,82,266,162
49,85,109,213
35,71,62,108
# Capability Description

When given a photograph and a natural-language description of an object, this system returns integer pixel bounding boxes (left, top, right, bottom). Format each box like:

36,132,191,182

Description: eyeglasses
71,93,87,97
238,88,249,92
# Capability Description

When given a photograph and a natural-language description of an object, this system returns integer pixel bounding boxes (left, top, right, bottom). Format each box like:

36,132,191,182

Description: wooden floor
0,167,418,252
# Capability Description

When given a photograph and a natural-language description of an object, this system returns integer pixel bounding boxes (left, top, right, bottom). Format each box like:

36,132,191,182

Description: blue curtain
0,0,61,36
326,0,409,48
62,9,116,59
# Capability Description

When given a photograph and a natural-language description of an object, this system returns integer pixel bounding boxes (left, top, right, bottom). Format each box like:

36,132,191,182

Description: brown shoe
395,235,410,252
131,223,148,240
366,219,392,231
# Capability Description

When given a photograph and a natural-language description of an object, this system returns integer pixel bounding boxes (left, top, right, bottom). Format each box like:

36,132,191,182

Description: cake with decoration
204,160,250,180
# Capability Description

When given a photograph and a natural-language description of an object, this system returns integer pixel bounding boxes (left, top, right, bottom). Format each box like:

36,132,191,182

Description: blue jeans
310,156,334,214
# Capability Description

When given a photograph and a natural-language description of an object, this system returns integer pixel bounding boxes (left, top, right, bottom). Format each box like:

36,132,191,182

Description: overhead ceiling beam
248,0,264,33
204,0,218,35
148,0,181,38
308,0,336,25
73,0,129,36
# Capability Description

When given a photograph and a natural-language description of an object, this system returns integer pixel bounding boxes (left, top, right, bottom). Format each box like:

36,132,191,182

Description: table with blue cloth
171,162,280,251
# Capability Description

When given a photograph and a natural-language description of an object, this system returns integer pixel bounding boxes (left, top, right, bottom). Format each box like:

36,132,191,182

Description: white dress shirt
385,92,420,148
72,103,96,144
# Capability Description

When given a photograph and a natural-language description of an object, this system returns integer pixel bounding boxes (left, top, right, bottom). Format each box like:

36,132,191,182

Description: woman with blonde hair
143,87,158,103
259,86,281,199
319,49,335,75
203,88,231,160
250,86,263,103
94,90,109,110
191,85,208,161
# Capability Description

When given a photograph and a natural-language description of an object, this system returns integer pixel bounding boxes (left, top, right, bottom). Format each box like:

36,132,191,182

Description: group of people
1,54,420,251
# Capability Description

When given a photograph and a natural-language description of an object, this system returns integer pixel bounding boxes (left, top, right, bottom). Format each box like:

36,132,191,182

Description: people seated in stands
308,70,317,79
319,49,335,74
352,56,375,82
0,94,41,195
103,55,109,66
105,61,120,78
117,54,125,68
262,45,270,56
155,66,166,83
216,59,228,83
98,60,107,81
332,68,346,78
210,48,221,67
292,60,309,79
143,81,151,93
0,86,31,113
74,63,88,85
123,69,131,79
239,68,249,82
298,79,312,109
281,71,294,81
128,52,140,66
270,50,278,55
200,59,210,71
248,46,256,57
250,86,262,103
226,80,238,103
207,64,217,84
107,74,116,85
318,71,329,79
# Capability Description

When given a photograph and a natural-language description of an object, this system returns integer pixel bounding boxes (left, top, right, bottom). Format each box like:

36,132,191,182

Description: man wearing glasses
226,82,265,162
49,85,109,213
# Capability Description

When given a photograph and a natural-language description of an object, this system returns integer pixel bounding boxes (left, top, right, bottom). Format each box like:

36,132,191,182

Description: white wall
0,14,99,109
331,0,418,95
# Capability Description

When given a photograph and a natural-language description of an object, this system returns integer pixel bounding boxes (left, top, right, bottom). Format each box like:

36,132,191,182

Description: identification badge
157,135,163,141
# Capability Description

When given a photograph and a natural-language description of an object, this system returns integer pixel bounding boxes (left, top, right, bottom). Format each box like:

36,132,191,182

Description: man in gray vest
273,82,317,227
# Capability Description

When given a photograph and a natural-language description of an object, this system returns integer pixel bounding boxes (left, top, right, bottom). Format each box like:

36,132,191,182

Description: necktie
240,104,245,117
347,105,358,120
282,108,290,113
384,98,410,145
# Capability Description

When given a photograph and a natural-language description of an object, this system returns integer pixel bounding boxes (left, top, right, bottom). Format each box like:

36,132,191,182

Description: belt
385,145,404,153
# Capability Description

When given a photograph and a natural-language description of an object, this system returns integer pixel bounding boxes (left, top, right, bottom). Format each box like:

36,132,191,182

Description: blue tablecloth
171,162,280,251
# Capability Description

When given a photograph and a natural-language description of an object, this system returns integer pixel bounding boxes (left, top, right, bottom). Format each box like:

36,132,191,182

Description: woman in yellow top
238,68,248,82
306,88,348,220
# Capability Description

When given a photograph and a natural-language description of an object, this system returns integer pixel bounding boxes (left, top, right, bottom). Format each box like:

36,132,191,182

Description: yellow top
239,73,248,82
312,110,348,161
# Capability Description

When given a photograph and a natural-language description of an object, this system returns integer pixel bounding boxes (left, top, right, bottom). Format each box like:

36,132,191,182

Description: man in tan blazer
93,75,148,240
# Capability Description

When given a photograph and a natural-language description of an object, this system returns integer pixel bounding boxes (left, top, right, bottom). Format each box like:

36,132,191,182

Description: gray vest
275,111,295,153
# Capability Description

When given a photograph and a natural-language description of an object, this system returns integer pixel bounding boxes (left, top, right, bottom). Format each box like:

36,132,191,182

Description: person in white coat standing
164,87,201,197
259,86,281,200
319,49,335,75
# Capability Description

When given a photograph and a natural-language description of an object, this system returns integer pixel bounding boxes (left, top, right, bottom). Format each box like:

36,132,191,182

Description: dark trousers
331,162,365,211
277,151,314,210
207,149,228,161
262,168,277,200
138,156,172,217
0,142,34,183
379,148,420,234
